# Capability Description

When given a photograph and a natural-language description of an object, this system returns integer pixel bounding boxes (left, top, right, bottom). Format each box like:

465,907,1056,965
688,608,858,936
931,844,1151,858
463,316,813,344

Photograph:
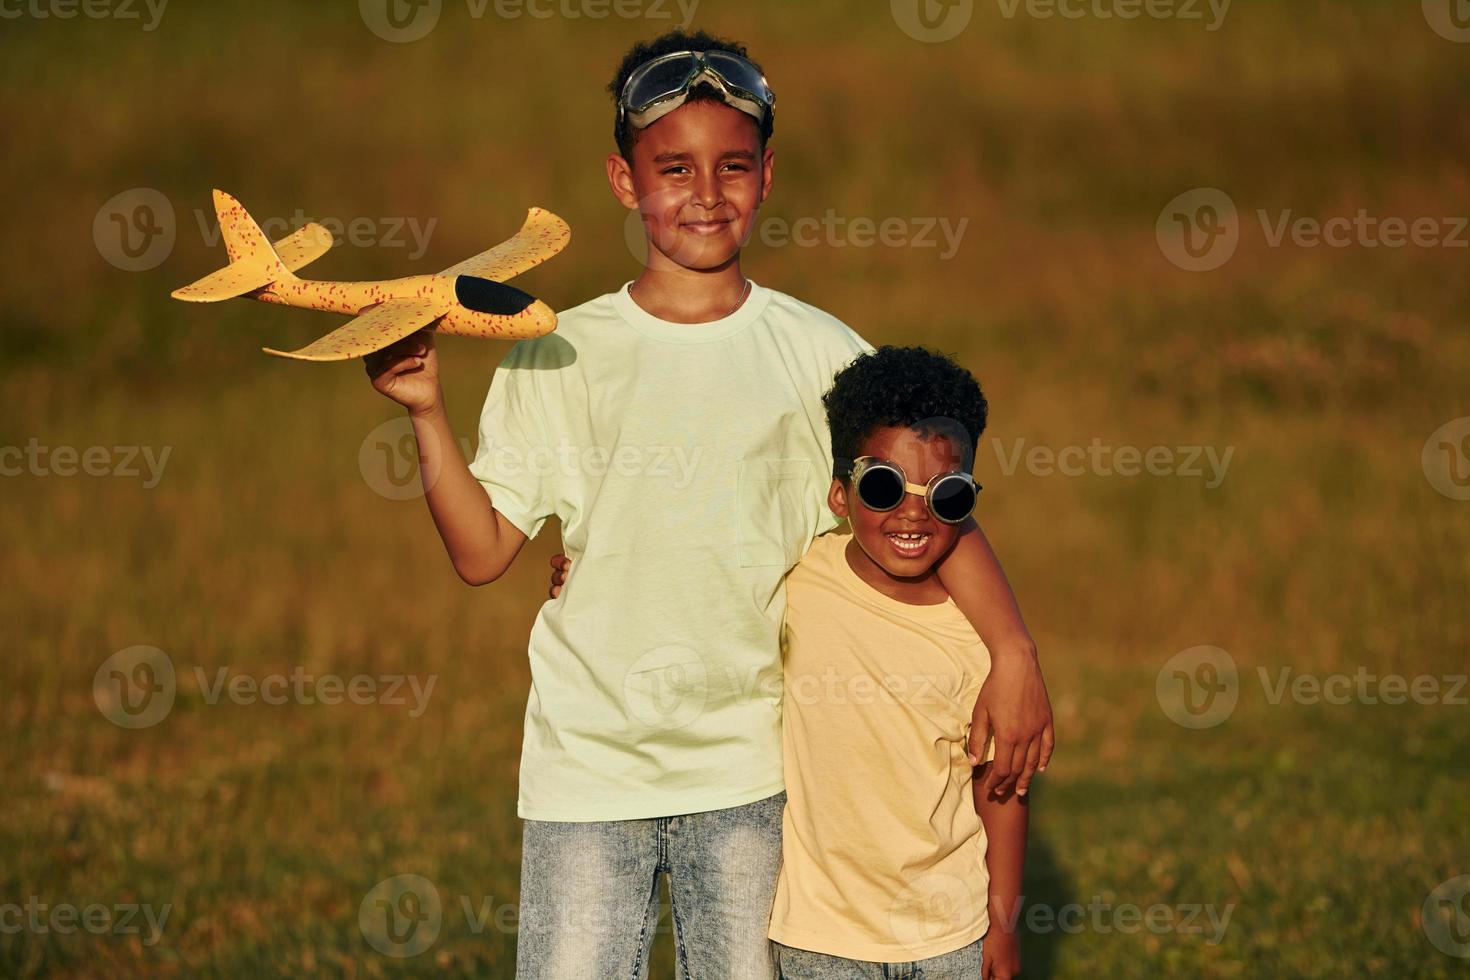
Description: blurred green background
3,0,1468,975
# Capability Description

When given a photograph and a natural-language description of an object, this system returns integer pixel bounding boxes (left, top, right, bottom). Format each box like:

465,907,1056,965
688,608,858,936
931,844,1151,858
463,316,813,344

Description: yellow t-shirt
769,532,993,961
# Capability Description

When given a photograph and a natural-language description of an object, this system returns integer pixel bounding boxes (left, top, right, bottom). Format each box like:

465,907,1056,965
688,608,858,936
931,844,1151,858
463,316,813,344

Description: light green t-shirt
469,281,872,821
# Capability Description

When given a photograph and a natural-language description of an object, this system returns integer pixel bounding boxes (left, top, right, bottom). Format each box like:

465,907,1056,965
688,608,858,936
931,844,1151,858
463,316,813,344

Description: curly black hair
607,29,774,159
824,346,988,474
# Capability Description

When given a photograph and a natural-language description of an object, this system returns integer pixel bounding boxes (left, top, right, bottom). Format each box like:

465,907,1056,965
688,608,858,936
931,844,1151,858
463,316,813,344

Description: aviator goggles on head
617,50,775,131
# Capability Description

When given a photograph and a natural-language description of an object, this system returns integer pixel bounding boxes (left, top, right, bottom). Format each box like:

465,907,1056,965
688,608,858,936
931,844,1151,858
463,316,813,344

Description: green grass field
3,1,1468,975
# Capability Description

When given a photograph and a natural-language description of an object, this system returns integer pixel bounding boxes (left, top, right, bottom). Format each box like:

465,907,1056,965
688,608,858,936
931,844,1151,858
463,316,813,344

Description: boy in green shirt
367,29,1051,979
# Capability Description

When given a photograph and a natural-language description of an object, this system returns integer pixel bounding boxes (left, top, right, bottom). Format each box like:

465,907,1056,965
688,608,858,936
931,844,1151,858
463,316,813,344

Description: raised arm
366,331,529,585
935,520,1054,797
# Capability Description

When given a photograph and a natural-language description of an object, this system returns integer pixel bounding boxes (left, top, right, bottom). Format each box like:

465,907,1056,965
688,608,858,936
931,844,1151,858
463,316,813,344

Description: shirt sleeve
467,341,556,540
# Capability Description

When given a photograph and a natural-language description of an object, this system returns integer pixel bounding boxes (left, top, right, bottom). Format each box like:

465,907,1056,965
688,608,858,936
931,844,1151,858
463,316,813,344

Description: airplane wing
171,224,332,303
170,254,278,302
273,223,334,273
262,298,445,362
439,207,570,282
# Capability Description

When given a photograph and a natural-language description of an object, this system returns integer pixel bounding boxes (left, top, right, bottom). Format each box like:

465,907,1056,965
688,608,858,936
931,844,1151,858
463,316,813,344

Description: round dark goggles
836,456,980,525
618,50,775,131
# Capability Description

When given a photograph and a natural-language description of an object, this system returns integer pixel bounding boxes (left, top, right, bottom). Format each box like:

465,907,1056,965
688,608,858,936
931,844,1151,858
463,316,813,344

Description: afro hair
823,346,988,474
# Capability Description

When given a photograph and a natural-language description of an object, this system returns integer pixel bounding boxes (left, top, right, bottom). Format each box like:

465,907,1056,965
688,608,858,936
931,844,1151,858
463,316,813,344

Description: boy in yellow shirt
771,346,1028,979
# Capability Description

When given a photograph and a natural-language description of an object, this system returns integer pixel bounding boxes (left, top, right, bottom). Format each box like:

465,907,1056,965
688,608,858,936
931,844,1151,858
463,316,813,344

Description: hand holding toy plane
171,190,569,361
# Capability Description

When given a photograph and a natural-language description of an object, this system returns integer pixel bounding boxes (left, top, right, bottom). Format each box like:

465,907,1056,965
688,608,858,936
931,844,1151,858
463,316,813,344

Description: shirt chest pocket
735,458,820,567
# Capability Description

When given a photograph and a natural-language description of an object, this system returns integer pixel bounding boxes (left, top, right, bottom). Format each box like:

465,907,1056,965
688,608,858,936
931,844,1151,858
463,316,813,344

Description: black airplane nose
454,275,537,315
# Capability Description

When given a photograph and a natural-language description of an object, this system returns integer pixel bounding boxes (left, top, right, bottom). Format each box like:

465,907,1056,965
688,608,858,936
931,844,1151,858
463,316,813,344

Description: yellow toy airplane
171,190,569,361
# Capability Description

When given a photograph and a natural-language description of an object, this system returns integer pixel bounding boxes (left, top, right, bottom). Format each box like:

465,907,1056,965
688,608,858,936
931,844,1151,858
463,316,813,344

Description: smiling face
829,425,971,598
607,97,773,271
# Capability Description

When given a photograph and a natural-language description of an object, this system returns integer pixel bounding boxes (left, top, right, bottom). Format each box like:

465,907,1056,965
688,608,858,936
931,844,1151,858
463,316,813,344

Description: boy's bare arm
935,520,1055,797
975,765,1029,980
366,331,528,585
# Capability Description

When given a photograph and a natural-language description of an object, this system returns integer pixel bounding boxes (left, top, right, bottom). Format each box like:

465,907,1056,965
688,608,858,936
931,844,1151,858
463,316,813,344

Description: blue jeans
773,938,984,979
516,791,785,979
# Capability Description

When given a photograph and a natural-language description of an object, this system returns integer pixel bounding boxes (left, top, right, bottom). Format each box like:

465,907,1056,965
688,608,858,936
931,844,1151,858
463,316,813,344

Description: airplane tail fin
171,189,301,303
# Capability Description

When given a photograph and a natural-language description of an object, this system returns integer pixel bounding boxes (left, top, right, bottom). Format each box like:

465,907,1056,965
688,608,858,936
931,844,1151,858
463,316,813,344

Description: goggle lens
856,466,905,511
929,475,977,523
621,51,774,125
625,54,702,109
850,459,979,524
